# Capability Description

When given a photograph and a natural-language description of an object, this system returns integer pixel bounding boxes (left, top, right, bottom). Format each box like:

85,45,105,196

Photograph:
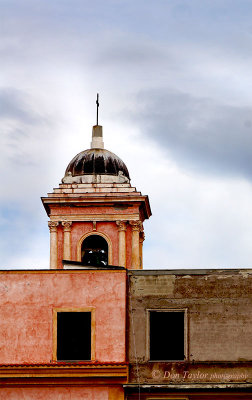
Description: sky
1,0,252,269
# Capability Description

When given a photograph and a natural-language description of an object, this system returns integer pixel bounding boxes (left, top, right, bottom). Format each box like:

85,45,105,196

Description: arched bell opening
81,234,108,266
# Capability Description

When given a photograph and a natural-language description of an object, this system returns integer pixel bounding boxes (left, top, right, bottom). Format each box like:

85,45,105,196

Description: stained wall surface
0,270,126,364
0,386,124,400
127,269,252,385
125,393,252,400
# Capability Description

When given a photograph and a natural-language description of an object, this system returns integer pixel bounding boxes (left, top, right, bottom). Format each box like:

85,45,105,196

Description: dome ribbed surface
65,149,130,179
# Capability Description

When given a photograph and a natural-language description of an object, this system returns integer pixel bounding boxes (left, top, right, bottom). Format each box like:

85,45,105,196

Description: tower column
116,221,127,268
130,221,142,269
62,221,72,260
139,231,145,269
48,221,59,269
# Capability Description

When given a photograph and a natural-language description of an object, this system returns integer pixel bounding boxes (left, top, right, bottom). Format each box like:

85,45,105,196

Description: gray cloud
94,39,165,66
2,0,252,269
0,87,56,195
130,89,252,179
0,88,38,123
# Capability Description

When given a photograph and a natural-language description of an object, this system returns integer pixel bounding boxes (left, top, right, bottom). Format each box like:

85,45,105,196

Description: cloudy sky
1,0,252,269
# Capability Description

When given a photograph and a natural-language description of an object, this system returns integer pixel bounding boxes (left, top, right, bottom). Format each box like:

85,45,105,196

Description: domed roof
65,148,130,179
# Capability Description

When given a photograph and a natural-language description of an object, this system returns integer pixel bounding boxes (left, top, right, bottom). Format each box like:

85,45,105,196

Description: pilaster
62,221,72,261
130,221,142,269
48,221,59,269
116,221,127,268
139,230,145,269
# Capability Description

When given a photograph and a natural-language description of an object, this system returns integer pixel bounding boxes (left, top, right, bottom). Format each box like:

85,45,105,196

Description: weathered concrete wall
0,270,126,364
125,393,252,400
127,269,252,385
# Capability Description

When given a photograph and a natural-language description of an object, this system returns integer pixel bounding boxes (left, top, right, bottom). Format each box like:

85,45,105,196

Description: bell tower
42,117,151,270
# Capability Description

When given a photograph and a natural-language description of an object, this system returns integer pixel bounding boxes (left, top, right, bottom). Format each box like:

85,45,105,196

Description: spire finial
91,93,104,149
96,93,99,125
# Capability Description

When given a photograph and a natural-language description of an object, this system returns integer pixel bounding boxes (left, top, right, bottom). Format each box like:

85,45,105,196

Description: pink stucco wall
0,386,124,400
0,270,126,364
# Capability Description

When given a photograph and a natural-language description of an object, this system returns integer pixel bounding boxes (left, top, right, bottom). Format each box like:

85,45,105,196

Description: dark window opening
94,156,105,173
74,159,85,175
105,157,116,174
57,312,91,361
81,235,108,266
149,311,185,361
83,154,94,174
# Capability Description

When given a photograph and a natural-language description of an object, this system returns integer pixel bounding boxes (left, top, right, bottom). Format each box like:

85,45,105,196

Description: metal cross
96,93,99,125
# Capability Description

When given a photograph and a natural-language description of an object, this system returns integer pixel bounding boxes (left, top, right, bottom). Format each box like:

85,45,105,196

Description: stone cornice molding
42,193,152,220
0,363,129,386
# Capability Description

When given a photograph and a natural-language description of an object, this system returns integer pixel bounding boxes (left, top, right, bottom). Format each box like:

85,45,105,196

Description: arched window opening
81,235,108,266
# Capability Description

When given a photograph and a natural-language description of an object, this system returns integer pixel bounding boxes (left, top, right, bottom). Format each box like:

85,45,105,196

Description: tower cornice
42,193,151,220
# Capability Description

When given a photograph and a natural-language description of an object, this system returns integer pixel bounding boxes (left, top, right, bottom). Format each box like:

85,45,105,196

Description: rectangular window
148,398,188,400
149,310,186,361
54,309,95,361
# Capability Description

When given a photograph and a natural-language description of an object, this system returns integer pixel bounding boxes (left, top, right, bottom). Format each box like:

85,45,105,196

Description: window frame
147,398,188,400
146,308,188,362
53,307,95,362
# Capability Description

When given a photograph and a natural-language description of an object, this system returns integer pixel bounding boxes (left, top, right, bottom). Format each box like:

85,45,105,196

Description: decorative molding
48,221,59,232
0,270,125,275
116,221,127,231
140,231,145,242
42,193,152,220
0,363,128,386
50,214,140,222
62,221,72,231
93,221,97,231
129,220,142,232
